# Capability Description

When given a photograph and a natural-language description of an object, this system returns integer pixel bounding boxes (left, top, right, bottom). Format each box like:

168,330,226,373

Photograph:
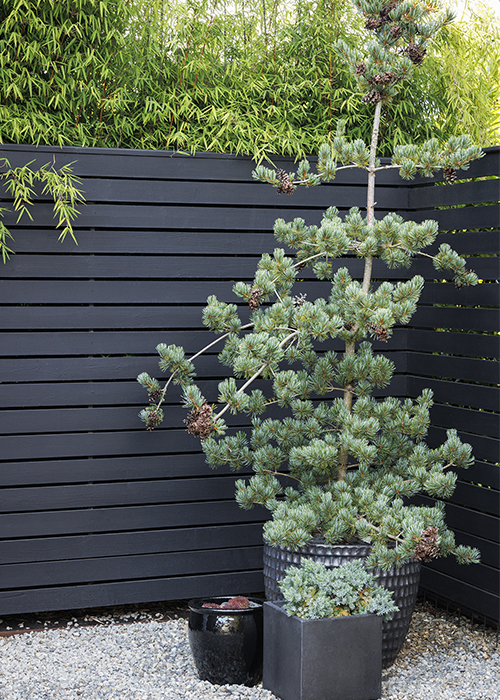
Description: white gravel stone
0,611,497,699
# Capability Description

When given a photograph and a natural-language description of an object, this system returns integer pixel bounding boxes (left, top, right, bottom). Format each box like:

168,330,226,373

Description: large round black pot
263,541,421,668
188,597,264,686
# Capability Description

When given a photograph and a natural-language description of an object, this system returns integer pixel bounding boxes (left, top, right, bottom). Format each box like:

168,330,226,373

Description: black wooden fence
0,143,498,620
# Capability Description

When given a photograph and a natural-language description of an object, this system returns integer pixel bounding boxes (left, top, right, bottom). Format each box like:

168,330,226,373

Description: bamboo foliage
424,6,500,146
0,0,498,158
0,158,85,262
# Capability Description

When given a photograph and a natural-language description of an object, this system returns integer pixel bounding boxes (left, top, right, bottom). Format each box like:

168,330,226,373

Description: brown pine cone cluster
369,71,400,86
249,287,263,311
185,403,214,440
390,24,402,39
148,388,163,403
364,1,400,30
405,42,426,65
276,168,294,195
363,89,383,104
369,323,389,342
443,167,457,184
356,62,367,75
412,526,441,562
145,410,163,431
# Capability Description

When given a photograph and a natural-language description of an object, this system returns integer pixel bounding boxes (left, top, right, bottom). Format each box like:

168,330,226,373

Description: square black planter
263,601,382,700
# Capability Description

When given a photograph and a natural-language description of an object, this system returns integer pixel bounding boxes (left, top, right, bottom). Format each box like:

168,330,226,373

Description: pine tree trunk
338,100,382,481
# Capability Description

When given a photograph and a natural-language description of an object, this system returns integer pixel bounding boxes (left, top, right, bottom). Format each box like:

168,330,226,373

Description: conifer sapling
137,0,482,571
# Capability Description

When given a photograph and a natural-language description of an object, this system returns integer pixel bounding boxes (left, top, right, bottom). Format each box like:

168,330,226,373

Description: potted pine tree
137,0,482,667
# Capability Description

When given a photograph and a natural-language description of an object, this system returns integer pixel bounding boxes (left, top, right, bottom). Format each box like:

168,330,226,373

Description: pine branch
150,322,255,413
215,330,299,420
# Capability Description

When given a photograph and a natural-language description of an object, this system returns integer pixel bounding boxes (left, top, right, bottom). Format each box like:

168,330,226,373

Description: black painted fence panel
0,143,498,621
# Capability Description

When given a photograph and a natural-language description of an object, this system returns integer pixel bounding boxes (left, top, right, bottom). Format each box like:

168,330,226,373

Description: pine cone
369,323,389,342
379,1,399,24
185,403,214,440
406,43,426,65
443,167,457,184
364,17,379,30
356,62,367,75
362,89,383,104
249,287,263,311
145,410,163,431
276,168,294,195
390,24,402,39
148,389,163,403
412,526,441,562
370,71,396,86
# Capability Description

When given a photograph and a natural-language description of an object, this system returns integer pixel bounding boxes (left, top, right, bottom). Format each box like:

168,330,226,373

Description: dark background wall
0,144,498,620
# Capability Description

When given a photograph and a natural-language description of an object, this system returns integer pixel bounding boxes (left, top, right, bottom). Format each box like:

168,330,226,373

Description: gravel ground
0,601,497,700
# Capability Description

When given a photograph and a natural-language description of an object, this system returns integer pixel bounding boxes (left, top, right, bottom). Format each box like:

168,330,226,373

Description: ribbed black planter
263,541,421,668
188,597,263,687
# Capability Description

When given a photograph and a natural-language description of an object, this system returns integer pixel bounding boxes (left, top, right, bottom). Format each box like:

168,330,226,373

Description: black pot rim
188,596,264,614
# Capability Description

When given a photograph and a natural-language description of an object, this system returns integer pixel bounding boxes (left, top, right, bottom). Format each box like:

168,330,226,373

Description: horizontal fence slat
0,428,219,461
420,558,498,597
4,229,279,256
407,352,497,384
0,454,216,487
438,531,499,569
0,330,214,356
0,523,264,564
3,277,497,306
454,461,500,491
0,546,263,589
0,329,406,358
2,178,407,210
0,306,210,330
412,204,500,231
407,376,499,413
7,228,498,257
0,500,269,539
7,303,498,333
426,427,499,466
0,570,265,617
430,404,499,440
0,375,409,410
409,178,500,208
3,252,494,281
0,349,407,385
448,481,499,517
419,568,499,622
419,281,499,306
436,230,499,255
411,306,499,332
0,143,405,184
4,202,389,232
0,477,245,513
407,328,499,359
